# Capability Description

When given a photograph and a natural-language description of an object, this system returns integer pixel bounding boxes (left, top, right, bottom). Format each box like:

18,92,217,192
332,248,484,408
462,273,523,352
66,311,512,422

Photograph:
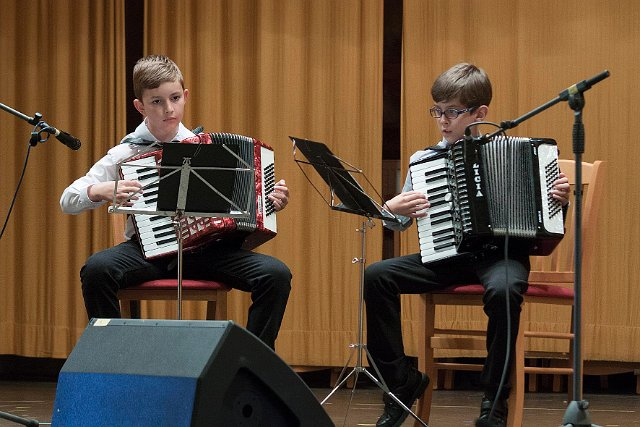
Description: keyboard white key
410,155,458,264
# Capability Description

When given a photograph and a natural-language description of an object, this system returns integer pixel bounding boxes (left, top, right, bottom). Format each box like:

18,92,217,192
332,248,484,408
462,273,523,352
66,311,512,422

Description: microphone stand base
561,400,601,427
0,410,40,427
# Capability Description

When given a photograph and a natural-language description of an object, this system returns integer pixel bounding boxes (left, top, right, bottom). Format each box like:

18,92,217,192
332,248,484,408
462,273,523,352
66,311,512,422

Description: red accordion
118,133,277,259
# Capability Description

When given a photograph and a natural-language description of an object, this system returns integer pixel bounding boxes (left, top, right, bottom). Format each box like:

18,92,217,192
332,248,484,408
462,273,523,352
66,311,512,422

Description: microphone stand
0,102,53,146
560,89,597,427
0,412,40,427
474,70,609,427
0,102,41,126
0,105,53,425
0,102,79,237
484,70,610,139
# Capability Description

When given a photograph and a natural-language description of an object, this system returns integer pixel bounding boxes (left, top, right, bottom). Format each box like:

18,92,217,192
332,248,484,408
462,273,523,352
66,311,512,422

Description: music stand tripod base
319,220,427,427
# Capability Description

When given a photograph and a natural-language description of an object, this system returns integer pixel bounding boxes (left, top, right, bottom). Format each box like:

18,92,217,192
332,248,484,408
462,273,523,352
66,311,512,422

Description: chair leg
120,299,132,318
443,369,455,390
415,295,436,426
553,373,565,393
599,375,609,391
205,301,218,320
205,290,228,320
507,320,525,427
216,290,228,319
216,291,230,320
528,364,539,393
130,300,141,319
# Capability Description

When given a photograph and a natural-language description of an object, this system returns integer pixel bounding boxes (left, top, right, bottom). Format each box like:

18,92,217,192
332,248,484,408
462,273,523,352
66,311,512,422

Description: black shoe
376,369,429,427
475,395,508,427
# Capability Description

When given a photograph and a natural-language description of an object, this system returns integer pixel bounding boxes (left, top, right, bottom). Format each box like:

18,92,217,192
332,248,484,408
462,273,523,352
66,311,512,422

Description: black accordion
409,136,565,265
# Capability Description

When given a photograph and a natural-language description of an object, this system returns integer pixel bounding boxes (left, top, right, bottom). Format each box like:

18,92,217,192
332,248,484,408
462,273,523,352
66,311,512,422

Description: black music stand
291,136,428,426
111,143,253,319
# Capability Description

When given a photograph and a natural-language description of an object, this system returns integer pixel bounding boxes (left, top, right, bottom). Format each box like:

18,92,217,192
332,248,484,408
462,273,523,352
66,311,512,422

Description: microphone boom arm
484,70,610,140
1,101,81,150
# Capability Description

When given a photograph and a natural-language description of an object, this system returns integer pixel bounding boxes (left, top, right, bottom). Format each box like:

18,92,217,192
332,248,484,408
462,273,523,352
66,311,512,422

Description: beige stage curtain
0,0,126,357
130,0,385,367
400,0,640,363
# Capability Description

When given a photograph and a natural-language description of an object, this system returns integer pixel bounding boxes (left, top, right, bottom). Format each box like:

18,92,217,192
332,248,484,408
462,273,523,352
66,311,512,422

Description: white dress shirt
59,120,195,239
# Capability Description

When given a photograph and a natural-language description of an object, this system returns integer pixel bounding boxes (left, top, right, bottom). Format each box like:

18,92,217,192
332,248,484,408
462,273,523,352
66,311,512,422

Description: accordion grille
480,136,537,238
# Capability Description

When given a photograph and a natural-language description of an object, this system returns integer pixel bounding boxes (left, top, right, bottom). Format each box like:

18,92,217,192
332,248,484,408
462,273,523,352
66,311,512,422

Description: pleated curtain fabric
0,0,385,367
0,0,126,358
142,0,385,366
2,0,640,366
399,0,640,362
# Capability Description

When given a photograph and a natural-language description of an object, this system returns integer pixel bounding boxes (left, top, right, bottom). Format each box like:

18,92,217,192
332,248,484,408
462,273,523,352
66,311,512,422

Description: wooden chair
111,214,231,320
414,159,605,427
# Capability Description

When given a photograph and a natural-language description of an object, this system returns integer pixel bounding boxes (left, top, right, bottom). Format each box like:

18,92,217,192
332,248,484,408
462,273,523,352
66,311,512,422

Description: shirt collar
120,121,195,146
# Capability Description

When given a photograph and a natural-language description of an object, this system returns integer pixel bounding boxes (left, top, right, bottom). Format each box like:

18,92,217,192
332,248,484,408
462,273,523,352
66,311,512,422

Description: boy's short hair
133,55,184,99
431,63,492,107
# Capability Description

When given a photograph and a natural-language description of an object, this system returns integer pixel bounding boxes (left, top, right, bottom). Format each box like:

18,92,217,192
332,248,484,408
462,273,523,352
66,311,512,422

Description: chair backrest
529,159,605,277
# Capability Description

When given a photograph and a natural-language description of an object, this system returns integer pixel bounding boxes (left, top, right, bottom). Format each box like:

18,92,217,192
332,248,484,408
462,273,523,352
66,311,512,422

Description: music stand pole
320,218,427,427
354,219,368,376
174,214,185,320
320,219,375,395
320,220,370,404
172,157,193,320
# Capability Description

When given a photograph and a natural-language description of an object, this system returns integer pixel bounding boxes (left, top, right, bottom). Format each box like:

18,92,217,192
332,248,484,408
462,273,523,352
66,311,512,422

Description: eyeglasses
429,106,477,119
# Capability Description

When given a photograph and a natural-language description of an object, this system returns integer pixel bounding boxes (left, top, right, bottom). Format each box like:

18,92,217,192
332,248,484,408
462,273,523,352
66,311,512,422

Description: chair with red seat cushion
117,279,231,320
414,160,604,427
111,214,231,321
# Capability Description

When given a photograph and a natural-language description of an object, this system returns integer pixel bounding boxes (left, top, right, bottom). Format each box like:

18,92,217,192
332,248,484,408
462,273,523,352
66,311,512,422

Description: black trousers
80,239,291,350
363,251,529,397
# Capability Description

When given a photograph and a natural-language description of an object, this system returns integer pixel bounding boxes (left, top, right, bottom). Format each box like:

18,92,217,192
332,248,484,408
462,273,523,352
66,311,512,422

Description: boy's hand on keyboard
385,191,430,218
88,180,143,205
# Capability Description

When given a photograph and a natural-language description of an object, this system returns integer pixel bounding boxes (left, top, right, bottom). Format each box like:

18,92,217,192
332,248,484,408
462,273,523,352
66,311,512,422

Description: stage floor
1,380,639,426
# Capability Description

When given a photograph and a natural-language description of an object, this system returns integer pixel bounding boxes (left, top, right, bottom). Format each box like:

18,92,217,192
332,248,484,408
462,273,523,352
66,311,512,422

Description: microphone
558,70,610,101
52,127,82,150
39,123,82,150
464,125,474,142
464,123,491,145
